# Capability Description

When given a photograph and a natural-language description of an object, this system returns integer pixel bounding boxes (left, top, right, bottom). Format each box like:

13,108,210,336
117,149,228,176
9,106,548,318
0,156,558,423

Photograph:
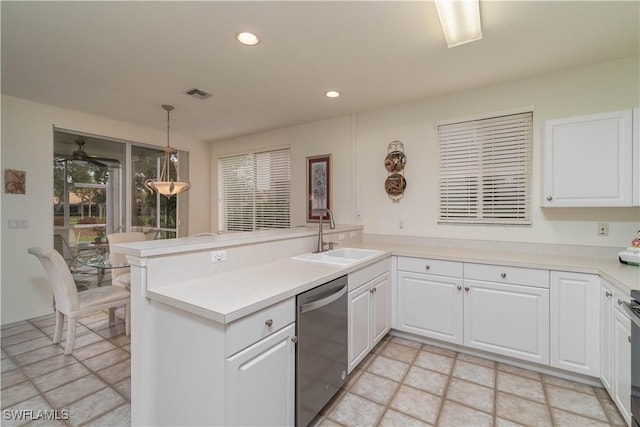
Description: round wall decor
385,141,406,202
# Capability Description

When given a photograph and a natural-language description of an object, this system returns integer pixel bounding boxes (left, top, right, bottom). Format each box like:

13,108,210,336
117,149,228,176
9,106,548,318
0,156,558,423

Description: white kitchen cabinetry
544,109,634,207
600,279,632,425
550,271,600,376
225,323,295,427
348,259,391,373
397,258,464,344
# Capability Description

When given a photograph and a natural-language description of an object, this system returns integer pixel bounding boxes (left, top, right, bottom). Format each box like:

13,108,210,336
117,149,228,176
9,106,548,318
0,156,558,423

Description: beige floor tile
72,340,118,361
1,329,46,347
113,377,131,401
31,363,91,392
58,331,106,351
596,392,627,425
326,392,385,426
389,384,441,425
1,381,40,409
451,359,495,388
107,333,131,347
1,368,28,389
95,323,127,339
345,367,364,389
121,344,131,353
1,357,17,371
21,353,77,378
437,399,493,427
457,352,496,368
313,416,343,427
545,384,608,422
542,374,595,395
97,359,130,385
82,402,131,426
446,377,494,413
12,345,64,367
2,321,36,335
495,416,526,426
371,338,388,354
380,342,419,364
29,316,58,329
421,343,457,358
497,362,542,381
40,323,91,338
1,396,54,427
350,371,399,405
4,337,53,357
497,371,546,403
378,408,431,427
65,387,126,426
82,348,130,371
496,391,553,426
403,365,448,396
366,355,410,382
413,350,454,375
44,374,108,408
390,336,423,350
550,408,612,426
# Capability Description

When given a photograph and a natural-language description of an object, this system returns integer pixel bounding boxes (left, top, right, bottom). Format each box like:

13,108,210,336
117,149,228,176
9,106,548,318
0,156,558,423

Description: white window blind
218,148,291,232
438,111,533,225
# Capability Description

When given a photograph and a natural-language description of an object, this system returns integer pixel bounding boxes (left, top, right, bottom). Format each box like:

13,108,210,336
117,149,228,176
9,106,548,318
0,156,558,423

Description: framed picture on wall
307,154,332,222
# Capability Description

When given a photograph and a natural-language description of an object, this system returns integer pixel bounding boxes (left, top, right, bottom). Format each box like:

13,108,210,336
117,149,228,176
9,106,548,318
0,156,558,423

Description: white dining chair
27,247,130,355
107,232,146,288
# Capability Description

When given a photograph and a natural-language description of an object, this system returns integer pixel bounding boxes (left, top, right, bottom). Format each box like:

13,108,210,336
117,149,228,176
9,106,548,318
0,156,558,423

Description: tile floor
1,313,628,427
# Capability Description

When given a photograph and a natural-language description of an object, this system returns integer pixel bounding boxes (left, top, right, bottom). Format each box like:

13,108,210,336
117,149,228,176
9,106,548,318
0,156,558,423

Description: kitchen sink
292,248,382,265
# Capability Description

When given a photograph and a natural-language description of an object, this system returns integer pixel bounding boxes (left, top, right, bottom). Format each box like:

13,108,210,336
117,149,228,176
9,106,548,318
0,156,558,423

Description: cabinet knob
291,336,298,344
500,273,507,279
265,319,273,327
629,336,632,343
605,291,612,298
464,287,470,292
618,299,624,306
370,288,375,294
457,285,462,291
546,196,553,201
425,265,430,271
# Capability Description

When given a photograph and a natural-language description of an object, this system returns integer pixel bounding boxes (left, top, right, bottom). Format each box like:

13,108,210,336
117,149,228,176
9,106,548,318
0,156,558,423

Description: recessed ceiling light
236,32,260,46
325,90,340,98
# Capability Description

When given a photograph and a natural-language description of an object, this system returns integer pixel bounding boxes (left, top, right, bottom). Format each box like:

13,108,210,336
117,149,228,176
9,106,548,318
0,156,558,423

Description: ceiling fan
70,139,108,168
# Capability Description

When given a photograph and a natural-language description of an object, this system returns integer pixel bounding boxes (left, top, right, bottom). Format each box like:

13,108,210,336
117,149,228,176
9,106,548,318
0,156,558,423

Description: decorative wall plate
384,150,406,172
385,173,406,196
385,140,406,203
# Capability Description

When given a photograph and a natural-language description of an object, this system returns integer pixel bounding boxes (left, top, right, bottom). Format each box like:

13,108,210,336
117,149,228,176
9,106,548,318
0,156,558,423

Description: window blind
218,148,291,232
438,112,532,225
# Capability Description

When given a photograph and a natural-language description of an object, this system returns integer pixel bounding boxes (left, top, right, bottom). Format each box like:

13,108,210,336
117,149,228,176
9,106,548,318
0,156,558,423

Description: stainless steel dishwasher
296,275,348,427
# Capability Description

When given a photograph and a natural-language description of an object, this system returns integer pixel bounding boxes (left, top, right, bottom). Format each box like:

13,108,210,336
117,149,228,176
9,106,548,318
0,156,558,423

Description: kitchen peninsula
114,226,640,426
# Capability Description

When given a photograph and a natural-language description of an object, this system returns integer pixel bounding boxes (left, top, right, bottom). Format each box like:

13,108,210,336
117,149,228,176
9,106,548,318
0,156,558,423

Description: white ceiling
2,1,638,143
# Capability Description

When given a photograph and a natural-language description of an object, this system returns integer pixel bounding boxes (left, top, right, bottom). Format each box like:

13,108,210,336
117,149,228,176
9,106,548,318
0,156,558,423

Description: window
438,111,533,225
218,148,291,232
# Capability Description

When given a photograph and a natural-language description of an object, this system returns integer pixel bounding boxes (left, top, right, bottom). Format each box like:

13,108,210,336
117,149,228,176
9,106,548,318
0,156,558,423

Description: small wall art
4,169,26,195
385,141,406,203
307,154,332,222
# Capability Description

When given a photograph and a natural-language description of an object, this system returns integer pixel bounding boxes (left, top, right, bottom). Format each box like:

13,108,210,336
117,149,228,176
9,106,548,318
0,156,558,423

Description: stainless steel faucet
314,208,336,253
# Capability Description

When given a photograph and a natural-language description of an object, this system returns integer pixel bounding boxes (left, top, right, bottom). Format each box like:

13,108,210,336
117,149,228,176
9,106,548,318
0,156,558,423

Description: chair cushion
114,272,131,288
76,286,130,314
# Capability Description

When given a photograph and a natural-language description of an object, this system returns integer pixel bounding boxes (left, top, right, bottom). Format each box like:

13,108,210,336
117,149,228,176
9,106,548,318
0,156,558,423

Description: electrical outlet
356,211,362,221
398,220,404,230
338,233,345,241
211,250,226,263
598,222,609,237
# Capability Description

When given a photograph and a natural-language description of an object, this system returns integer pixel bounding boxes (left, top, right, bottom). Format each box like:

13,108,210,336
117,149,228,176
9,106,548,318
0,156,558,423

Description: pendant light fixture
144,104,191,197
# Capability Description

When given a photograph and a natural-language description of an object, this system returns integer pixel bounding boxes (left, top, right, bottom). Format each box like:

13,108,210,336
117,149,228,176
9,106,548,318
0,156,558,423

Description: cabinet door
550,272,600,376
464,280,549,364
600,283,614,394
225,323,295,427
371,273,390,345
544,109,633,207
613,307,632,425
397,271,463,345
633,108,639,206
348,284,372,373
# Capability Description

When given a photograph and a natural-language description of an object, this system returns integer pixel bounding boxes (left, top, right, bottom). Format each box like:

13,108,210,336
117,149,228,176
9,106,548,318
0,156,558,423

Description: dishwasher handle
299,284,347,314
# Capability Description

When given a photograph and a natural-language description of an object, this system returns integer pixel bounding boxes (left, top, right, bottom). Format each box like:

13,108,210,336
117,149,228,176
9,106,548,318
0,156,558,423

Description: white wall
1,95,211,324
212,56,640,247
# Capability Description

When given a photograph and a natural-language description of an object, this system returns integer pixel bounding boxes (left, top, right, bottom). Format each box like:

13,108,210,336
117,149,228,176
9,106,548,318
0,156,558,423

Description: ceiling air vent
184,88,212,100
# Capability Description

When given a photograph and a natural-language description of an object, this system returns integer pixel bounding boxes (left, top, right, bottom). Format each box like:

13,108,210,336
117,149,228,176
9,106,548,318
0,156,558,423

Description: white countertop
143,240,639,326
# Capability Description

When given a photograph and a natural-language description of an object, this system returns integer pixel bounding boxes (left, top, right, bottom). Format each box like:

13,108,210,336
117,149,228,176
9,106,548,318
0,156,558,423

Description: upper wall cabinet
543,109,638,207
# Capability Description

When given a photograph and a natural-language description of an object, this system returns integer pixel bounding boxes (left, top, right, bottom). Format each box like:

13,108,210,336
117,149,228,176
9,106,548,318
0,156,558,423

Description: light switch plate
211,250,226,263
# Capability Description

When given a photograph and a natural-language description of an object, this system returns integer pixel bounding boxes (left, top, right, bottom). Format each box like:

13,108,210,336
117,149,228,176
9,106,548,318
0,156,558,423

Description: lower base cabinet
225,323,296,427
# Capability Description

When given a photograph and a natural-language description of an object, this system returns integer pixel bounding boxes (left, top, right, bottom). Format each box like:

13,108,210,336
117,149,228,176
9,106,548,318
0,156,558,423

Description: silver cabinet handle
547,196,553,201
457,285,462,291
265,319,273,327
605,291,612,298
370,288,374,294
425,265,430,271
500,273,507,279
373,287,377,293
291,336,298,344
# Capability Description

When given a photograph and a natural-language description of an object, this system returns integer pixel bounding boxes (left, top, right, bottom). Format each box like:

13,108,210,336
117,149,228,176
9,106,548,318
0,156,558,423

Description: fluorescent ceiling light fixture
236,32,260,46
434,0,482,48
325,90,340,98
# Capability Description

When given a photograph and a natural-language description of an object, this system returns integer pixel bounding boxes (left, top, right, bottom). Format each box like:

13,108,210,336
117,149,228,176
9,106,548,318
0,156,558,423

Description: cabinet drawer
349,258,390,292
464,263,549,288
226,297,295,357
397,257,463,278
